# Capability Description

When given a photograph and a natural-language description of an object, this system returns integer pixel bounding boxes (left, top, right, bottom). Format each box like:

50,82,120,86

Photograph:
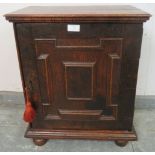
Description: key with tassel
23,87,36,123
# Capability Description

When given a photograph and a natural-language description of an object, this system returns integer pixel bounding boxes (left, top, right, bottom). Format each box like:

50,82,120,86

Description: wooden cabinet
5,5,150,146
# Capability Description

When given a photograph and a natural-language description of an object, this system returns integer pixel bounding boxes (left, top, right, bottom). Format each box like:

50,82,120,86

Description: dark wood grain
5,5,150,146
5,5,150,23
25,125,137,141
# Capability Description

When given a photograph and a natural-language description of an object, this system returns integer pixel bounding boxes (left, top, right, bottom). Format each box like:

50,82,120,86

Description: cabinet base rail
25,125,137,146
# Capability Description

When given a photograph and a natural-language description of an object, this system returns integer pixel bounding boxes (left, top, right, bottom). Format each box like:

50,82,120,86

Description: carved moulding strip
25,125,137,141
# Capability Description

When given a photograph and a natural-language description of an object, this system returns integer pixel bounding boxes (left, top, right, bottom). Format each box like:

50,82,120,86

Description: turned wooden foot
33,138,47,146
115,140,128,147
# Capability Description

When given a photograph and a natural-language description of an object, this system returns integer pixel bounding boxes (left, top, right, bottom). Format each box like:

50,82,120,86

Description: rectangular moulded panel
63,62,96,100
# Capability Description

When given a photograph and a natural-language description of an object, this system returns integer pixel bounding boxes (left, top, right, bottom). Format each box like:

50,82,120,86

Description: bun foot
115,140,128,147
33,138,47,146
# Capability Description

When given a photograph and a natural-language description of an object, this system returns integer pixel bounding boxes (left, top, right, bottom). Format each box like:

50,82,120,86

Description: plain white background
0,3,155,95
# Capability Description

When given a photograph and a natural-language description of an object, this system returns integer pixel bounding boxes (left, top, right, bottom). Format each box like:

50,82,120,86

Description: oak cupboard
5,5,150,146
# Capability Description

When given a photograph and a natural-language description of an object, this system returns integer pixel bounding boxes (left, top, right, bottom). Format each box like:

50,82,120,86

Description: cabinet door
16,23,141,130
35,37,122,129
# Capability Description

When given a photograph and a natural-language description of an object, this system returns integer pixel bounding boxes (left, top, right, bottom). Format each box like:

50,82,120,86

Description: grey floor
0,93,155,151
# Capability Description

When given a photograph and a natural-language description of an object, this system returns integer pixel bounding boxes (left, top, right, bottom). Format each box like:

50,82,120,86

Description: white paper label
67,24,80,32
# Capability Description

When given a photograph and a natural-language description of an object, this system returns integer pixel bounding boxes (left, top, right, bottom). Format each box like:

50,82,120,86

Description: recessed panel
63,62,95,100
36,53,50,105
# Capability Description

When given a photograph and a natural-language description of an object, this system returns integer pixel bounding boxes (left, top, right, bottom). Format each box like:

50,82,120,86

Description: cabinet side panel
15,23,42,125
119,24,143,130
13,24,26,97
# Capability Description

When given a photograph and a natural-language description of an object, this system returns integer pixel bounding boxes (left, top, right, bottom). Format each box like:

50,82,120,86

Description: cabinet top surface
5,5,151,23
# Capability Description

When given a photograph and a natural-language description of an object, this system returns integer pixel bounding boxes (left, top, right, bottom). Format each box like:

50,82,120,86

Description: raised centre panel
35,38,122,121
63,61,96,100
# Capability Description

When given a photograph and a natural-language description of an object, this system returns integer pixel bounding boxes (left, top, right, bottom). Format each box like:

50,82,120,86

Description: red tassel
23,88,36,123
